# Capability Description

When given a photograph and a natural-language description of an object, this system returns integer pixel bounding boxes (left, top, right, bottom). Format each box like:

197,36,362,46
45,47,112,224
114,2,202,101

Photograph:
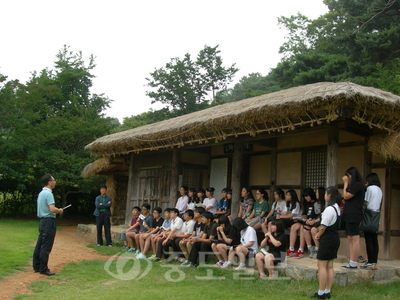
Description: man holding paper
33,174,63,276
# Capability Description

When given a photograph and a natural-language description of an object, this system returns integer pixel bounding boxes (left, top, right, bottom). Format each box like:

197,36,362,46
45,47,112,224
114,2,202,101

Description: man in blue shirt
33,174,64,276
93,184,112,247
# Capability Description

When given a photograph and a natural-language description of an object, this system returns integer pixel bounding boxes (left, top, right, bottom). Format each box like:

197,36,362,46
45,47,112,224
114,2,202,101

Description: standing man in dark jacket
93,184,112,247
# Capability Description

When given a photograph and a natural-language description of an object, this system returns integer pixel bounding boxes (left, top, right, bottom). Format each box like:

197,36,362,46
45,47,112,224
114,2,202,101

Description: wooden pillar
326,126,339,187
169,148,180,208
364,137,372,179
383,168,391,258
270,145,277,204
231,141,244,220
125,153,135,224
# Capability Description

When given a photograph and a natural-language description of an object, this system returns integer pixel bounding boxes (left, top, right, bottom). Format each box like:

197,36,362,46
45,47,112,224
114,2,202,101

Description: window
305,151,327,190
182,166,202,189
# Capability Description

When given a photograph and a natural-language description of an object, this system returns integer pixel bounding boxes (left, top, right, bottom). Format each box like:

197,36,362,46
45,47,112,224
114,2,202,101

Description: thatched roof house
85,81,400,160
83,81,400,260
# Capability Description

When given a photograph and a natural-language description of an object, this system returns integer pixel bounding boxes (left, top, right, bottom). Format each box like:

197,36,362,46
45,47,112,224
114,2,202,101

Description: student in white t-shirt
361,173,383,270
202,187,218,214
222,218,258,270
175,186,189,216
261,188,287,234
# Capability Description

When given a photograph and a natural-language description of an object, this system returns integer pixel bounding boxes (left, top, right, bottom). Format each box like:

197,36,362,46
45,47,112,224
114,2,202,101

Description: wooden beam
326,125,339,187
231,142,244,219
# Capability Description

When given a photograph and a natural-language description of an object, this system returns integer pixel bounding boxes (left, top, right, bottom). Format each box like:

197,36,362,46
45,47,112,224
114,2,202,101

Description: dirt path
0,225,109,300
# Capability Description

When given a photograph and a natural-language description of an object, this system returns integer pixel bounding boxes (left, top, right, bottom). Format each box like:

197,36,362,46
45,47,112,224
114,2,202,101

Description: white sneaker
221,261,232,269
136,253,146,259
235,264,247,271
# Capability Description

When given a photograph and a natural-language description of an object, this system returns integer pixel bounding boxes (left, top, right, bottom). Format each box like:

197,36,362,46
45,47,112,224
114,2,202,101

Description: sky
0,0,328,122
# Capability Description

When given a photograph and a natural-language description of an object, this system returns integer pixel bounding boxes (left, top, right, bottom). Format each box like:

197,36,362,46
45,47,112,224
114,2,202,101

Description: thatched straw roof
85,82,400,158
81,157,110,178
368,133,400,162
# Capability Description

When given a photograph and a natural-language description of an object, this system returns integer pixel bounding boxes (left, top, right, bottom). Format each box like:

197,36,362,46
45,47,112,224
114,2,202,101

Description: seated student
126,203,153,252
287,187,321,259
309,187,326,258
162,209,195,262
222,218,258,270
149,208,173,260
175,186,189,217
154,208,183,262
136,207,164,259
276,189,302,228
213,188,232,219
196,189,206,206
261,188,286,234
181,211,218,268
179,207,205,263
247,188,269,230
203,187,218,214
121,206,141,250
238,187,254,220
187,188,197,211
256,220,287,279
212,215,240,267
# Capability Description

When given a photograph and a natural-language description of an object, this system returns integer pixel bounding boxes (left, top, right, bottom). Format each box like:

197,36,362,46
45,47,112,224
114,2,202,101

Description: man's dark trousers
33,218,56,272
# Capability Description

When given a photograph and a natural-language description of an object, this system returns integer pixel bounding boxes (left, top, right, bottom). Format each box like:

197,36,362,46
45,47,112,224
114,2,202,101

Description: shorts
345,222,360,236
245,248,255,258
121,229,138,241
266,251,286,265
281,219,294,228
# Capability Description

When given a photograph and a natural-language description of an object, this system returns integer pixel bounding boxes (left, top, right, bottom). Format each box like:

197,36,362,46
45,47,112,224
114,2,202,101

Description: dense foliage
0,46,118,216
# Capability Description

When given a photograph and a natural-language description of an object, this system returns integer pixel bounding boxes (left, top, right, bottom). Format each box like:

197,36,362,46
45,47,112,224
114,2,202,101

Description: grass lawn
1,220,399,300
0,219,39,279
15,247,400,300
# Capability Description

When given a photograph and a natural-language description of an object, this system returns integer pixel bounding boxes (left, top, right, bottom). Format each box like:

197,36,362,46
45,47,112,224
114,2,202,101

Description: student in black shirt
256,220,287,279
341,167,365,269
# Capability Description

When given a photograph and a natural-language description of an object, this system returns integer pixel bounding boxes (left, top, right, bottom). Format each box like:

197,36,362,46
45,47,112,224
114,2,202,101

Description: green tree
146,45,238,115
270,0,400,94
0,46,117,215
120,108,174,131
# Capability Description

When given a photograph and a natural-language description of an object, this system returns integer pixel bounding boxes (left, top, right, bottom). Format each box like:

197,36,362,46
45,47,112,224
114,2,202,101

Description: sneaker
213,261,224,267
235,264,247,271
324,292,331,299
134,249,141,255
107,245,112,248
286,249,296,258
182,263,196,269
360,263,373,269
358,256,367,263
308,246,315,258
177,257,186,264
97,244,101,247
125,248,136,253
180,259,189,265
153,257,161,262
310,292,327,299
136,253,146,259
369,263,378,270
221,261,232,269
259,273,267,280
148,254,157,261
294,250,304,259
341,263,357,270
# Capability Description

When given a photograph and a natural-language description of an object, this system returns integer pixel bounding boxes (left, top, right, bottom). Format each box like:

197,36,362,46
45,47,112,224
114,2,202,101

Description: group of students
120,167,382,299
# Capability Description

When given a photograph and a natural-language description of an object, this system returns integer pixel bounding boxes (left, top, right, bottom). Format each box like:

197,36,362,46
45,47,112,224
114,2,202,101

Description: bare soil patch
0,225,108,299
